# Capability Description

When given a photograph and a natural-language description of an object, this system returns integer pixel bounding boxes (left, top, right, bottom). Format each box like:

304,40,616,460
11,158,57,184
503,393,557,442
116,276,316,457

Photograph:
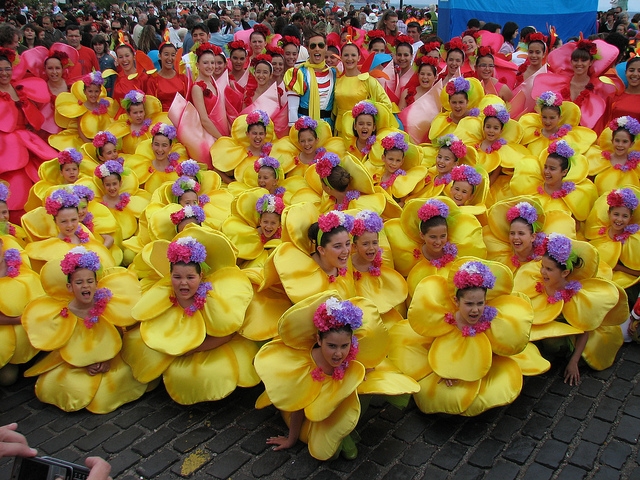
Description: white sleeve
287,93,300,126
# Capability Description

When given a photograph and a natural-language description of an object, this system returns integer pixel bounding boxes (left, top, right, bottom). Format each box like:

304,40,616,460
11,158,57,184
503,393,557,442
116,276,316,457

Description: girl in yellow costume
122,231,260,405
0,185,28,247
390,258,547,416
445,164,489,218
428,76,483,143
126,122,185,194
483,196,575,274
256,292,419,460
510,139,597,226
228,155,287,199
519,91,596,158
585,188,640,289
340,101,398,161
420,134,477,198
384,198,486,298
109,89,165,154
78,131,122,178
210,110,276,184
513,233,628,385
23,189,115,273
22,246,145,413
50,70,118,150
0,237,43,386
587,116,640,196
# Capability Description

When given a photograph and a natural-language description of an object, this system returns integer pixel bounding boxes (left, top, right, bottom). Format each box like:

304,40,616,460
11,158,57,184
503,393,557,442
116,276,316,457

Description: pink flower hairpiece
351,210,383,237
315,152,341,179
536,91,563,109
483,104,510,124
45,189,80,216
435,134,467,159
60,246,101,275
453,260,496,290
121,89,145,110
417,199,449,222
253,156,281,178
381,133,408,152
150,122,177,140
170,205,206,226
317,211,355,237
255,193,285,215
352,101,378,118
167,236,207,264
92,131,117,148
314,296,363,333
95,160,124,179
607,188,639,211
58,148,83,165
507,202,539,229
294,116,318,131
543,233,576,268
450,165,481,186
609,116,640,137
547,139,574,159
82,70,104,86
176,159,200,177
445,76,470,96
246,110,270,127
172,176,200,198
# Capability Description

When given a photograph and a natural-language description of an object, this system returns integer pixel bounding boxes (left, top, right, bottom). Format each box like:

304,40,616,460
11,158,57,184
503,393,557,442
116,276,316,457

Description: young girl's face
67,268,97,306
449,180,473,206
84,84,101,104
197,52,216,77
250,33,266,56
103,175,121,198
540,107,560,133
476,56,494,81
382,149,404,175
509,219,535,257
0,201,8,221
317,330,352,368
543,156,568,187
77,202,88,222
353,231,379,263
98,143,118,162
612,130,634,157
418,66,436,89
528,43,544,67
93,43,105,55
318,230,351,269
570,57,593,76
370,41,386,54
420,224,448,257
171,263,201,302
116,47,135,72
462,35,477,55
259,211,281,238
454,288,486,326
152,135,171,161
354,114,375,140
341,45,359,70
449,93,468,118
257,166,278,193
298,130,318,155
160,46,177,71
436,147,457,175
45,58,63,83
55,208,79,237
395,45,412,70
254,63,272,86
271,56,285,77
213,55,227,77
483,117,503,142
609,206,632,234
284,44,298,68
247,124,266,149
128,103,146,125
446,50,463,73
540,256,569,290
61,163,79,183
179,191,198,207
230,50,247,72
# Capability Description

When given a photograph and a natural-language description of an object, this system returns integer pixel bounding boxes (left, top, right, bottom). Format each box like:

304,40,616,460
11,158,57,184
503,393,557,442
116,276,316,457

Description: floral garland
537,182,576,198
61,288,113,329
150,152,180,174
602,150,640,172
6,223,16,236
510,234,546,268
430,242,457,268
444,305,497,337
115,193,131,211
170,281,213,316
4,248,21,278
561,84,593,108
130,118,152,138
82,212,94,232
63,227,89,244
247,142,273,158
536,124,572,139
311,336,359,381
535,280,582,304
334,190,361,211
380,169,406,190
328,267,347,283
434,173,452,186
599,224,640,244
481,137,507,153
91,98,110,115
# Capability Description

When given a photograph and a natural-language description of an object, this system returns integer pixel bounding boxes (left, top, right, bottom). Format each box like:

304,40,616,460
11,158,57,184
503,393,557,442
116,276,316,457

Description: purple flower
73,185,95,202
546,233,573,266
0,183,9,203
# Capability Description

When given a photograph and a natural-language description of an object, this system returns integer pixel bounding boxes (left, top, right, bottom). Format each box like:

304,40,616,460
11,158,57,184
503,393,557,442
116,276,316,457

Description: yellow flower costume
22,248,145,413
390,258,548,416
122,229,260,405
108,93,166,154
339,102,399,161
254,291,419,460
428,77,484,143
125,138,187,194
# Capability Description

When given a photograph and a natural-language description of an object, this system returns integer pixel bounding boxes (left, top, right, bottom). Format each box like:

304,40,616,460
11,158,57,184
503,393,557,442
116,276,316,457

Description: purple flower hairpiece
82,70,104,86
246,110,270,127
60,246,101,275
313,296,363,332
0,183,9,203
381,133,409,152
417,199,450,222
453,260,496,290
351,210,383,237
95,160,124,179
92,131,117,148
352,101,378,119
506,201,539,229
45,189,80,216
151,123,177,140
172,176,200,198
548,139,574,160
170,205,206,226
58,148,83,165
294,116,318,131
544,233,576,268
483,104,510,125
536,91,563,109
445,76,471,96
317,211,355,237
122,89,145,109
315,152,341,179
73,185,95,202
609,116,640,137
607,188,639,211
255,194,285,215
253,156,281,176
435,134,467,159
450,165,481,186
176,159,200,177
167,236,207,264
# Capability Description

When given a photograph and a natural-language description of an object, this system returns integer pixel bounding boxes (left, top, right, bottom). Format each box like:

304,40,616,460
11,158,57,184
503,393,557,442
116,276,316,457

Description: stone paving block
491,416,523,442
614,415,640,443
522,413,552,440
79,410,118,430
75,424,120,452
549,377,573,396
168,408,209,433
430,442,467,471
522,376,549,398
102,426,144,454
483,460,520,480
578,377,604,398
625,347,640,364
113,406,153,428
109,449,142,477
38,427,85,454
379,405,405,423
592,465,627,479
624,395,640,419
533,393,565,418
522,462,554,480
173,426,216,454
455,420,489,446
206,426,247,454
0,405,29,425
453,463,485,480
381,464,417,480
138,406,182,430
360,420,393,447
615,360,637,380
53,448,82,463
24,427,55,448
392,412,429,442
502,436,537,465
136,449,180,478
0,389,35,412
582,418,613,445
555,464,587,480
283,450,321,479
594,398,622,423
569,441,599,470
311,471,342,480
601,440,632,469
535,439,569,469
402,443,435,467
467,438,505,468
251,450,290,477
48,412,89,432
12,410,58,434
630,466,640,479
205,449,251,479
423,417,464,446
551,416,582,443
241,426,278,454
347,461,379,479
369,437,407,466
132,427,175,457
605,378,633,401
236,406,276,430
419,465,450,480
591,366,616,380
565,395,593,420
170,448,212,477
505,395,537,420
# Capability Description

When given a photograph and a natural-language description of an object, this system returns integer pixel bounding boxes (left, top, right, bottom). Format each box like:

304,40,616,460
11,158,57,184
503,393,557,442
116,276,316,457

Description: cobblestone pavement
2,344,640,480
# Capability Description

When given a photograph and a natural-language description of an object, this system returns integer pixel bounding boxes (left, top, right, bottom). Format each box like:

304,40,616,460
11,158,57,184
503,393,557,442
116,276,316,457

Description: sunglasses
309,42,325,49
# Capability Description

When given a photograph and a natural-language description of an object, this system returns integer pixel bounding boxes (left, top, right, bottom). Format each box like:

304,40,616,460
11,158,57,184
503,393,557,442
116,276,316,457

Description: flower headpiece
536,91,563,109
421,41,442,53
73,185,95,203
547,139,574,160
60,246,101,275
254,156,282,177
366,29,386,42
170,205,206,226
195,42,223,58
45,189,80,216
351,101,378,119
394,34,413,48
176,159,200,177
445,76,471,96
279,35,301,48
609,116,640,138
315,151,341,179
82,70,104,86
418,199,449,222
483,104,510,125
227,40,250,53
351,210,383,237
121,89,145,110
0,47,18,66
171,176,200,197
58,148,83,166
92,131,117,148
453,261,496,291
543,233,579,270
252,23,270,39
255,193,285,215
167,236,207,264
0,183,9,203
381,133,408,152
151,122,177,140
95,160,124,179
251,53,273,69
526,32,548,46
607,188,639,211
313,296,363,332
451,165,482,186
415,55,439,68
265,45,284,57
317,211,355,245
575,39,598,57
507,201,540,232
48,50,71,68
294,116,318,131
246,110,270,127
443,37,465,53
477,45,494,57
435,134,467,159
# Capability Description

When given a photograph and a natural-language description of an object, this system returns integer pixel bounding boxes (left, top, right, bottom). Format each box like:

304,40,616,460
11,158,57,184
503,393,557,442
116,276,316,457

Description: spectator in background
133,13,147,46
65,24,100,82
467,18,480,32
406,21,423,54
182,14,204,54
92,35,116,96
41,15,65,48
500,21,519,55
21,23,43,50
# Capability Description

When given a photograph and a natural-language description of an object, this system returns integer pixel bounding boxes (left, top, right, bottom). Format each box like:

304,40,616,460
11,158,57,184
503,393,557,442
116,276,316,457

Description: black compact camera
10,456,90,480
